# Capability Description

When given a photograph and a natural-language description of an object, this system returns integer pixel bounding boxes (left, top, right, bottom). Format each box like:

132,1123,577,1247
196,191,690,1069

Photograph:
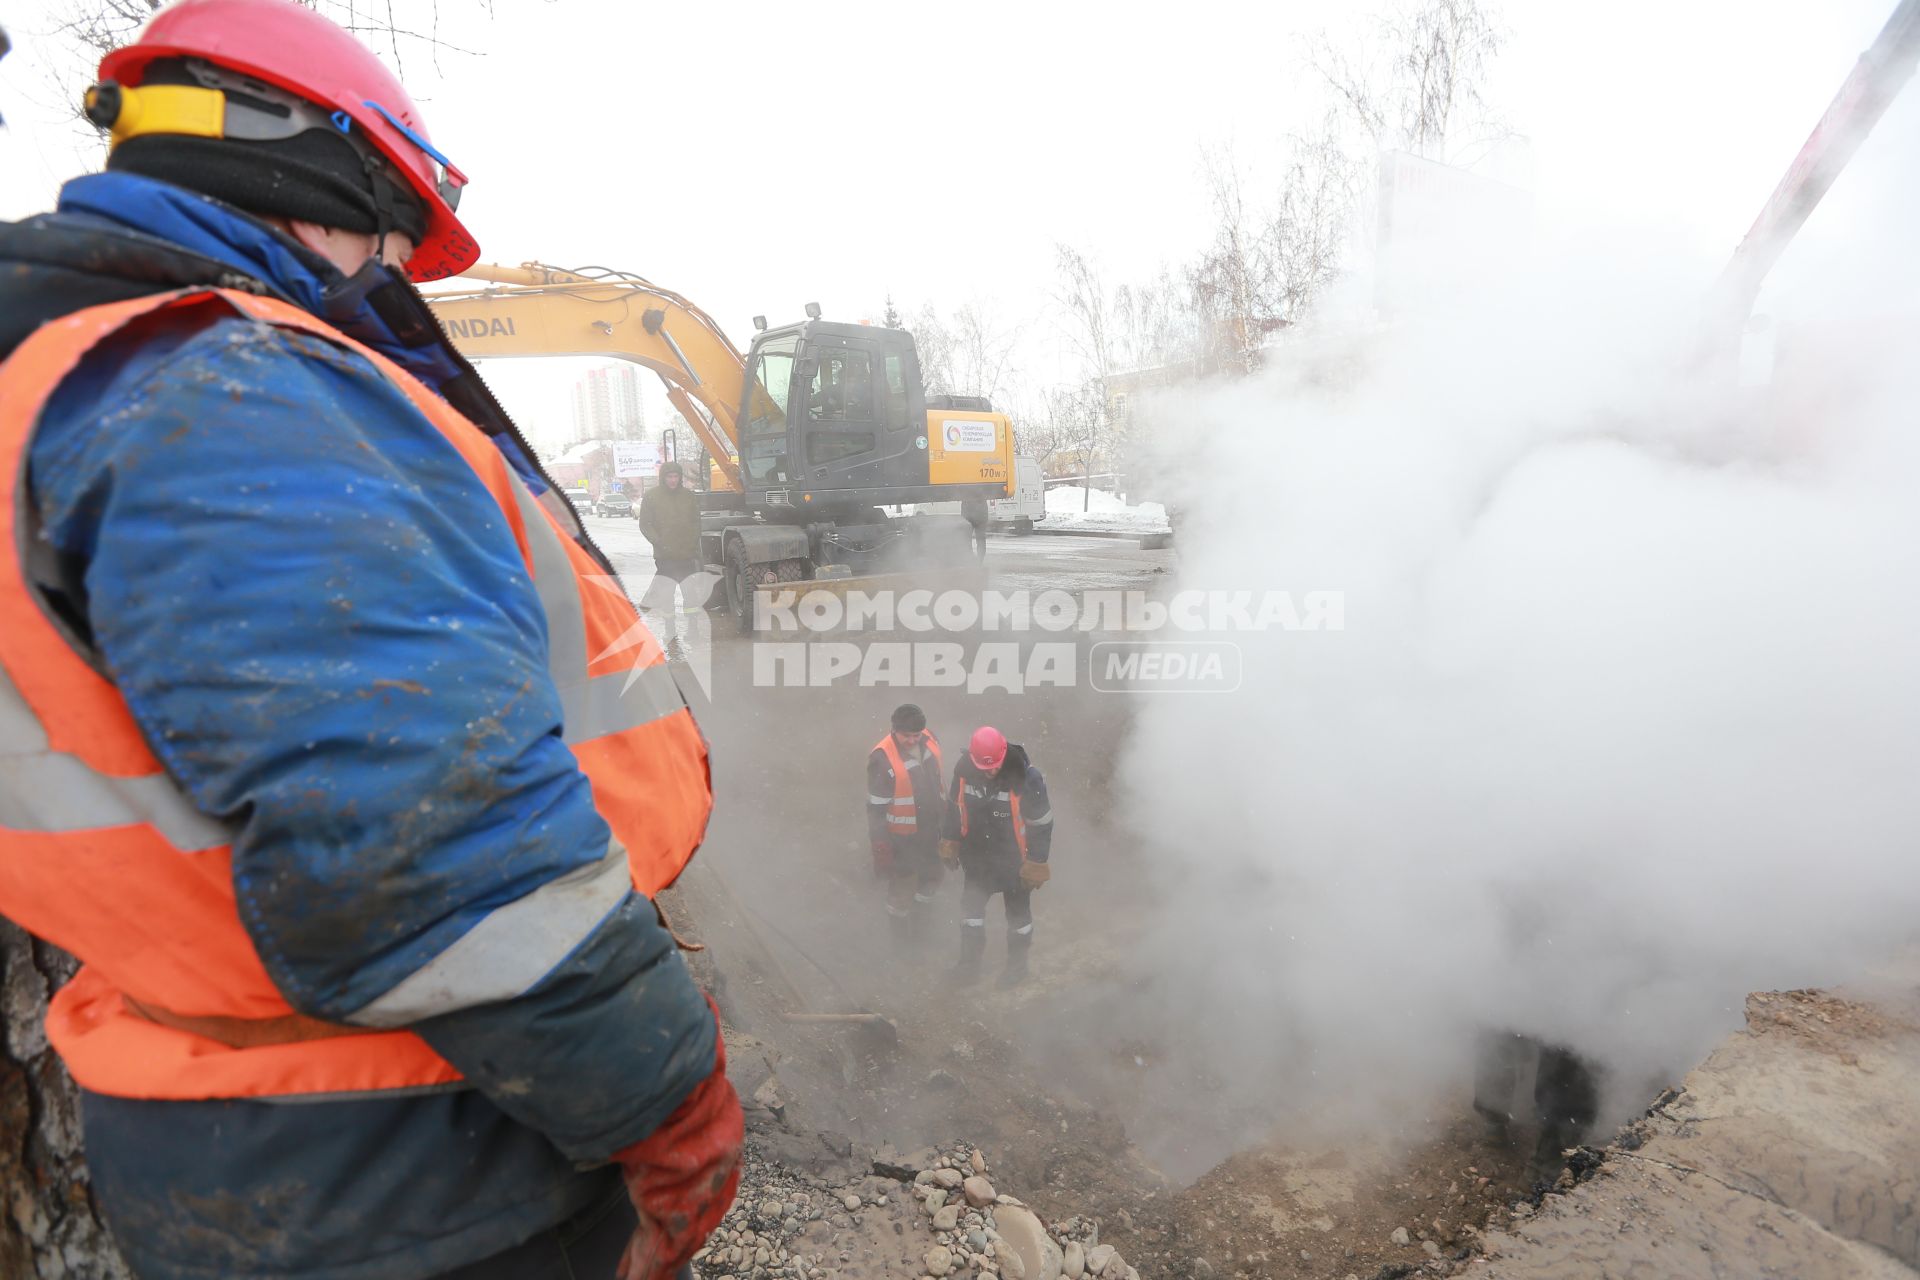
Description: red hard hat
969,726,1007,771
99,0,478,281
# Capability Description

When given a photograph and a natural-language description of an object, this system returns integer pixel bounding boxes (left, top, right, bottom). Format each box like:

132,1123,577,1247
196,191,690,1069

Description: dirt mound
1159,1118,1534,1279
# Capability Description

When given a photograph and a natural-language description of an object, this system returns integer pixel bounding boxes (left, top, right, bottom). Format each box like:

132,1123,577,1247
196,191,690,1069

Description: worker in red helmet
0,2,738,1278
940,726,1056,986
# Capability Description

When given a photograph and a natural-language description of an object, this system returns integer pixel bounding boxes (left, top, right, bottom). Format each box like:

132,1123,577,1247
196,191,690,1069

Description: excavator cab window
742,335,798,482
802,347,878,468
883,352,911,430
744,337,797,433
806,351,874,422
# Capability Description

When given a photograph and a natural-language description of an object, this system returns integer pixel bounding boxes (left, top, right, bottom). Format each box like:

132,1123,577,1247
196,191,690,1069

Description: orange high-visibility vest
0,288,712,1102
872,730,942,839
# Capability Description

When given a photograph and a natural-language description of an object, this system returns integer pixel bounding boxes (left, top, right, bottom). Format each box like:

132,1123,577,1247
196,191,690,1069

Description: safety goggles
360,99,468,211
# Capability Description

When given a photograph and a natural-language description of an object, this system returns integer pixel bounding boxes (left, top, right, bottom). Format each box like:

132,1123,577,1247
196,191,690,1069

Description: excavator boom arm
424,264,746,489
1718,0,1920,321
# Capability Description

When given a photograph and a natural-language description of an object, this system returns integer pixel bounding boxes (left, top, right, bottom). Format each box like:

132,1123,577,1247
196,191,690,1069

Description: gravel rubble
698,1139,1138,1280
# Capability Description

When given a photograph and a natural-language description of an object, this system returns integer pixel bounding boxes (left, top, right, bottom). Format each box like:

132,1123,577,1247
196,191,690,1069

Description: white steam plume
1117,221,1920,1145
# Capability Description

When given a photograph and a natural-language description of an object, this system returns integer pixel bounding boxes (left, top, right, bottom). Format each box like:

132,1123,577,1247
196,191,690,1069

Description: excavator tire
725,541,774,635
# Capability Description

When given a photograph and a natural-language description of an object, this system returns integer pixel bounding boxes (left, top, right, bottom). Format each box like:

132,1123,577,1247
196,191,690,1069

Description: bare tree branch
1311,0,1508,164
36,0,491,128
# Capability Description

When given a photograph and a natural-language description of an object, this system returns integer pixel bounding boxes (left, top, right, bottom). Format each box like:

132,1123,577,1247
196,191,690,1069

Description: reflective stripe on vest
0,288,712,1101
504,482,684,745
0,676,228,851
873,731,941,835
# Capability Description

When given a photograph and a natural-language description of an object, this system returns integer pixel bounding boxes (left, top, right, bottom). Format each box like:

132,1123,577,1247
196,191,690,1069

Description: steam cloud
1116,221,1920,1148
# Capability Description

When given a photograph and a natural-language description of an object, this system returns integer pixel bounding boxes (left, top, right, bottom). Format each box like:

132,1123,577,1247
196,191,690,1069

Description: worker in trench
0,2,739,1277
941,726,1056,987
867,704,949,954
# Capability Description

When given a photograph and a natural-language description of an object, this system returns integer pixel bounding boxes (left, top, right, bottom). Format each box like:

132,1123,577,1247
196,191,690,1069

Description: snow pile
1040,485,1169,534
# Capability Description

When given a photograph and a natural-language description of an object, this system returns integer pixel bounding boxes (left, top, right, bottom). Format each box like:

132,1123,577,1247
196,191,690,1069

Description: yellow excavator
422,263,1012,628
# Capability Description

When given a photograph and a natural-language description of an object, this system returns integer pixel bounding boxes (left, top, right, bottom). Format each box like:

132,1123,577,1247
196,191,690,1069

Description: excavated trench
670,618,1920,1279
674,631,1559,1276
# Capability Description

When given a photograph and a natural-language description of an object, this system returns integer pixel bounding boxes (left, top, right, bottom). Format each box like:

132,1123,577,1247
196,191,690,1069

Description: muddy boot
952,922,986,986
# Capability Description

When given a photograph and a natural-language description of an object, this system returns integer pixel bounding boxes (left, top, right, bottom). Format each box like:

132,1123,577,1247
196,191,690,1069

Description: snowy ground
1037,485,1169,535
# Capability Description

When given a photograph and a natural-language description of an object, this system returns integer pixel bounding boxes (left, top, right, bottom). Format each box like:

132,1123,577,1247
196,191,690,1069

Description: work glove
614,996,744,1280
870,836,894,878
1019,860,1051,890
938,839,962,870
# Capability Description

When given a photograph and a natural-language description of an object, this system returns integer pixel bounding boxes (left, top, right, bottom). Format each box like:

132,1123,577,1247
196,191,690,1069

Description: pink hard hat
969,726,1007,770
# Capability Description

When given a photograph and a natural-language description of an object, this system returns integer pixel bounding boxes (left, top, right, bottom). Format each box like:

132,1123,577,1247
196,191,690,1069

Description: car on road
592,491,634,518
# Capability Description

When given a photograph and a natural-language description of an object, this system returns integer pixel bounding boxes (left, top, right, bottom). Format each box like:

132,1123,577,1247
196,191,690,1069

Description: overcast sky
4,0,1915,450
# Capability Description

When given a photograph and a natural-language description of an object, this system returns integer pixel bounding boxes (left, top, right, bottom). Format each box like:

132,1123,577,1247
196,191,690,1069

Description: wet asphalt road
584,514,1174,603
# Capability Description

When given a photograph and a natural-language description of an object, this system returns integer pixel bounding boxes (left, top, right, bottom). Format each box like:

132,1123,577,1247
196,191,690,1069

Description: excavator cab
738,321,932,514
423,266,1004,626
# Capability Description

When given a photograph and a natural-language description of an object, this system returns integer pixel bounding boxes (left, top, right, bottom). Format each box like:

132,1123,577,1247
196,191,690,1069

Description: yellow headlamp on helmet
84,82,226,146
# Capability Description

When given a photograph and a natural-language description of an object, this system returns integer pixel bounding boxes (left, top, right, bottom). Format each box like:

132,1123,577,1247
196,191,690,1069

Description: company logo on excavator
442,316,517,339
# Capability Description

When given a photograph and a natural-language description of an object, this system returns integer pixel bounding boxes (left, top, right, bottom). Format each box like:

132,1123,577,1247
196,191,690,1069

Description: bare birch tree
1309,0,1508,164
904,301,1021,403
1053,244,1120,509
1188,123,1360,370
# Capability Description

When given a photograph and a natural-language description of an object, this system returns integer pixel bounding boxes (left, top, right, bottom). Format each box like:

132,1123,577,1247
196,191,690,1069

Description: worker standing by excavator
941,727,1055,987
867,704,947,954
637,458,703,658
0,2,738,1277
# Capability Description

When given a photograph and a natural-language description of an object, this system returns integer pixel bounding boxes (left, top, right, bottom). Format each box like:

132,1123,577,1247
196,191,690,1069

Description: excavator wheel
724,543,801,634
